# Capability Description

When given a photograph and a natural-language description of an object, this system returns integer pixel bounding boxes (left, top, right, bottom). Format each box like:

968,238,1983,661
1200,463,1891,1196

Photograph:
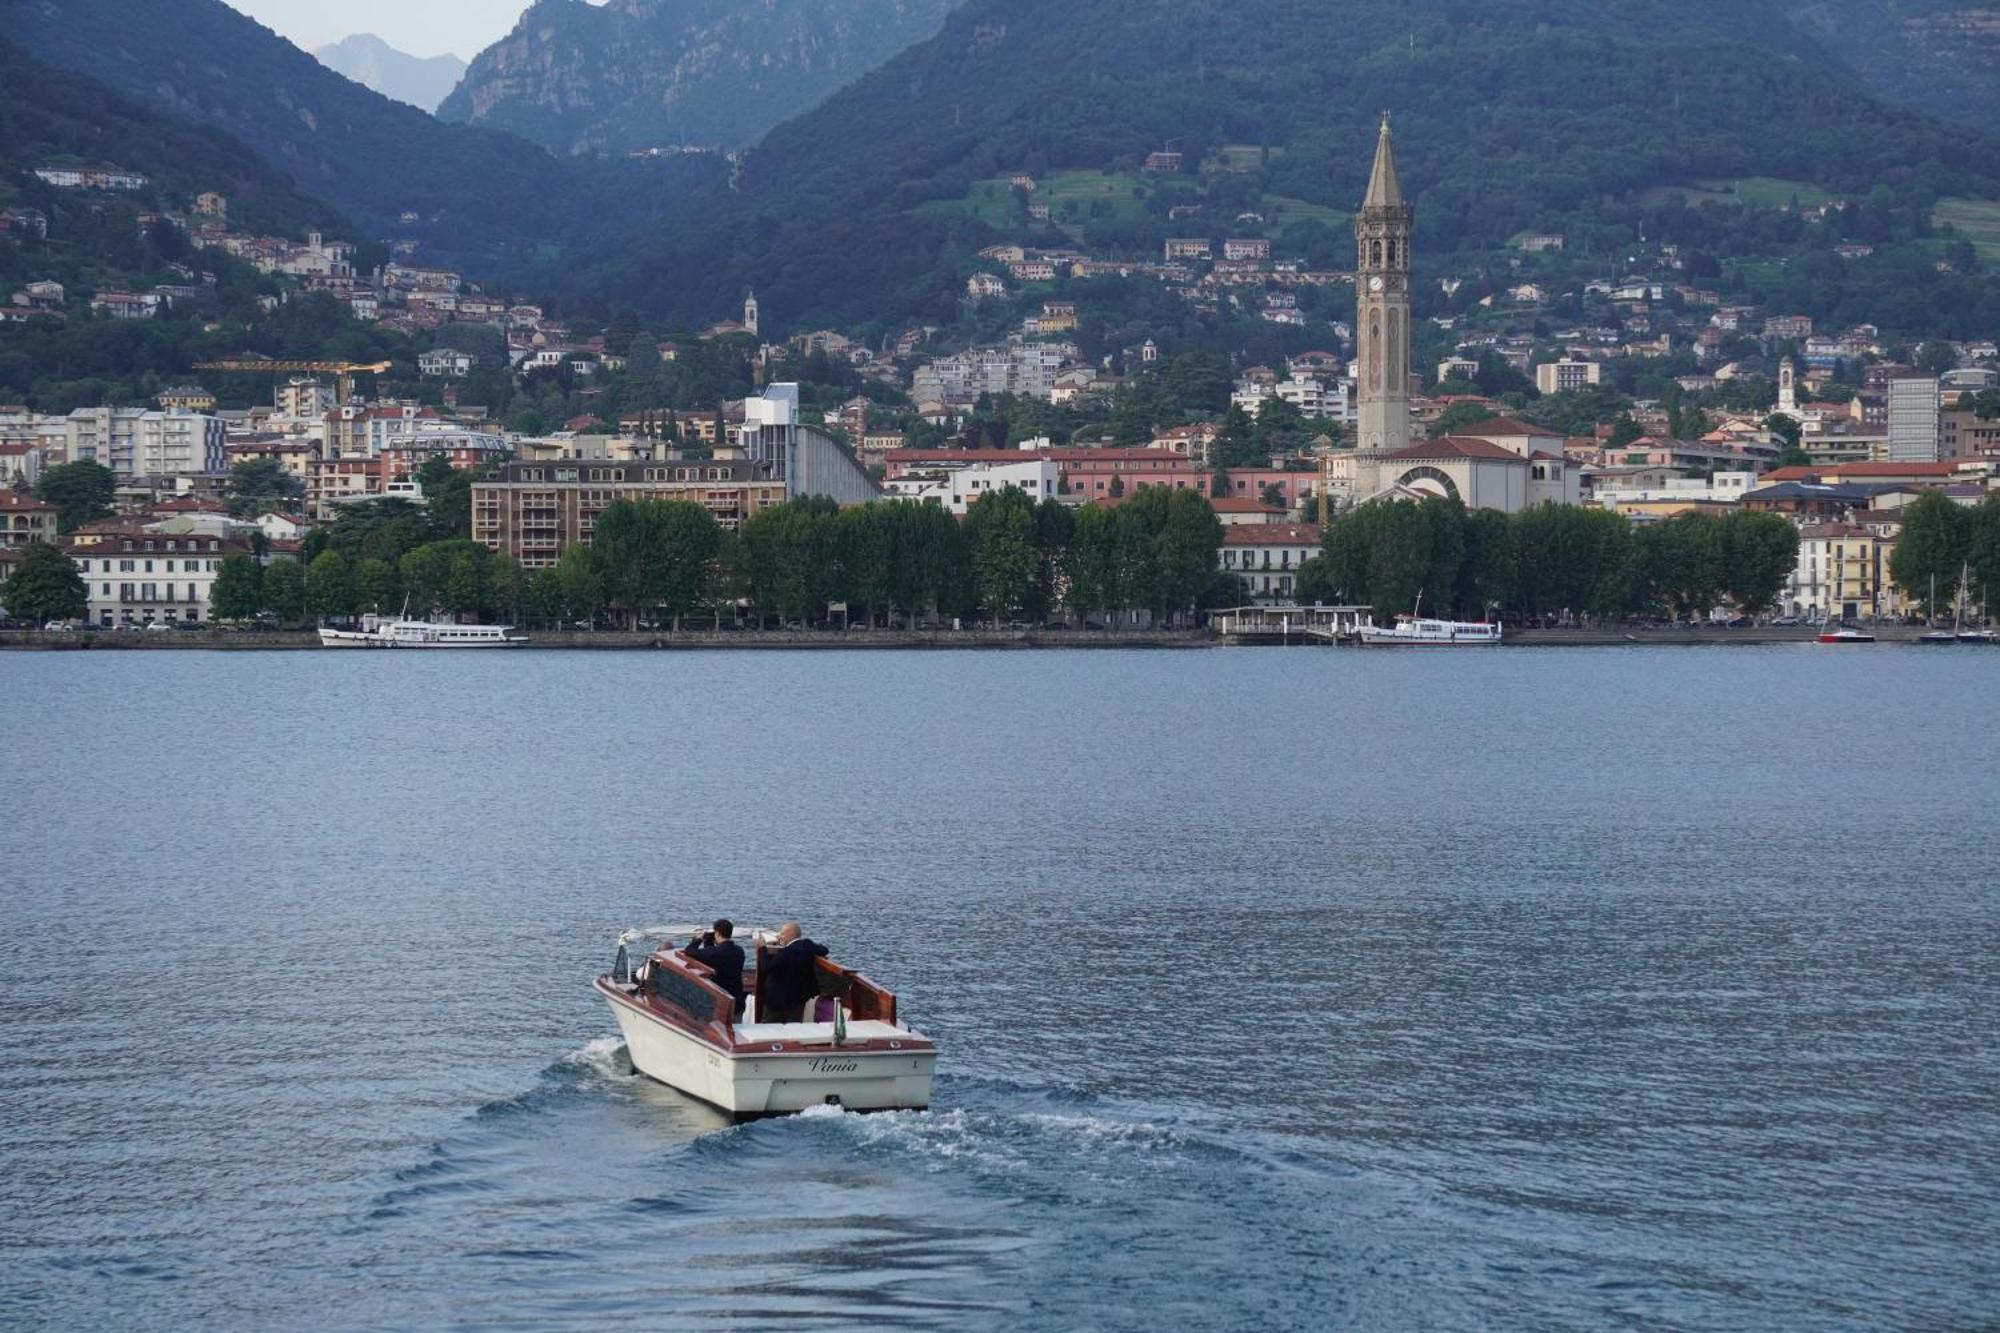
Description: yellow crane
191,359,393,406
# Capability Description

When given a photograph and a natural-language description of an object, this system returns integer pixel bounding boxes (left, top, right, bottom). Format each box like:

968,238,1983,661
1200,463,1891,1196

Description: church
1326,119,1580,512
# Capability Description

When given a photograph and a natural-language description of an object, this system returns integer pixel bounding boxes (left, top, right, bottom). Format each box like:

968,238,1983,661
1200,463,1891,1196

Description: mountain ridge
314,34,466,114
565,0,2000,331
438,0,960,153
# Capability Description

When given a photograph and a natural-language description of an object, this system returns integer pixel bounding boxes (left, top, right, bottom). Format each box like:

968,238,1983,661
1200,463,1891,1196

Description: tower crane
190,359,393,406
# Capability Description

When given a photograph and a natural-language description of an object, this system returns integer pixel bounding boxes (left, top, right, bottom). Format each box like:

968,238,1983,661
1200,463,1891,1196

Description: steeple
1363,114,1403,211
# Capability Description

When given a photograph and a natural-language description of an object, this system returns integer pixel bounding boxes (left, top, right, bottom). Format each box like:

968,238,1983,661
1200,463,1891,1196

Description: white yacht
318,613,526,648
596,928,937,1118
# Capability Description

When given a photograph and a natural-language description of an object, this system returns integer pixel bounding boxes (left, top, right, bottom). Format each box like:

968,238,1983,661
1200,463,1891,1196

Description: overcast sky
227,0,550,60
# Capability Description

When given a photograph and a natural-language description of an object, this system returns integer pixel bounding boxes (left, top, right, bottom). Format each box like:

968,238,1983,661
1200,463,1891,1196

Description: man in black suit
685,918,746,1019
760,920,829,1023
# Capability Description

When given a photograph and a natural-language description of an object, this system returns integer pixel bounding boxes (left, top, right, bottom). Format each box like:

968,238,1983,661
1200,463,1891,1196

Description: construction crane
191,359,392,406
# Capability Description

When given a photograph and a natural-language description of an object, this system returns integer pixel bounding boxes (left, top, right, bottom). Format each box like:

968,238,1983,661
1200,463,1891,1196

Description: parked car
175,619,206,631
1771,616,1799,626
43,620,75,632
143,620,173,633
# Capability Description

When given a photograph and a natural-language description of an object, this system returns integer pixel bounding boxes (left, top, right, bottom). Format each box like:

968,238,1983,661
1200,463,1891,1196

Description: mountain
0,35,352,242
1782,1,2000,131
0,0,717,278
313,34,467,114
567,0,2000,333
439,0,960,154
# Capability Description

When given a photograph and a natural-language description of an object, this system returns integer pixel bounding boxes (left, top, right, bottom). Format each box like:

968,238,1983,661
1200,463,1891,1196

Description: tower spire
1363,112,1403,210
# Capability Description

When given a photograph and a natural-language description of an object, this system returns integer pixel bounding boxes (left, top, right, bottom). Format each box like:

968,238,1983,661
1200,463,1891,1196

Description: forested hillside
439,0,959,154
0,37,350,243
0,0,719,277
565,0,2000,332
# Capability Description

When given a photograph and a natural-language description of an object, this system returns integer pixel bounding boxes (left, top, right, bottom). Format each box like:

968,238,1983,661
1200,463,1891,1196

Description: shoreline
2,625,1973,650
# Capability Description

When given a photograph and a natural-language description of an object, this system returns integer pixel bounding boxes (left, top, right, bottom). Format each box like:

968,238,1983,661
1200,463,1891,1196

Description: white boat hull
601,983,936,1117
317,625,526,648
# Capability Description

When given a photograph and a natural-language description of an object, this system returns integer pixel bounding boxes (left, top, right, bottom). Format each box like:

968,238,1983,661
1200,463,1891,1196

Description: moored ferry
318,615,526,647
1358,614,1502,646
596,928,936,1118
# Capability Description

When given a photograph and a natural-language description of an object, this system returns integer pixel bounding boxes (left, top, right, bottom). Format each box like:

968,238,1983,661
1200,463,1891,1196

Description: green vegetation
1933,198,2000,263
34,460,114,534
1,541,87,622
1300,500,1799,620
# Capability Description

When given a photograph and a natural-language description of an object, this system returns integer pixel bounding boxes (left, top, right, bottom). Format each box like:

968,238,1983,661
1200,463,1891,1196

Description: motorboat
1357,590,1501,645
1817,624,1877,643
318,612,526,647
595,927,937,1118
1956,629,1997,644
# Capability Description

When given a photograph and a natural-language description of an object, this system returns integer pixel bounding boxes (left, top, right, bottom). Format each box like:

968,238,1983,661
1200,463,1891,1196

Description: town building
0,492,58,546
1886,377,1941,462
739,383,881,505
66,531,248,626
418,349,475,378
1220,524,1322,602
1534,359,1601,394
1779,522,1905,622
883,457,1059,514
471,459,787,568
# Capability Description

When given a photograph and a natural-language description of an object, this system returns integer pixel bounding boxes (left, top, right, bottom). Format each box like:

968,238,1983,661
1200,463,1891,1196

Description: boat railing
815,957,898,1027
644,950,736,1033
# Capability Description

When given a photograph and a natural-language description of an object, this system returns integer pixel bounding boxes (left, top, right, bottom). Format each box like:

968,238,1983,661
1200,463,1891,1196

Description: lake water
2,647,1995,1330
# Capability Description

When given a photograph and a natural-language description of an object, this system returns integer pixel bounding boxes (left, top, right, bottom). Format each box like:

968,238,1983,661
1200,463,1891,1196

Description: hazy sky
227,0,556,60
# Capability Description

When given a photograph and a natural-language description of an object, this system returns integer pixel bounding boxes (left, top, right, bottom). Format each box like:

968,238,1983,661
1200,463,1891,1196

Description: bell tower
1354,115,1413,454
743,289,760,338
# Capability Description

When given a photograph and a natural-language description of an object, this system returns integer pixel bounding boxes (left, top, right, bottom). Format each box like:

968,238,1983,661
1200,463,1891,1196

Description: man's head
712,918,733,940
777,921,801,945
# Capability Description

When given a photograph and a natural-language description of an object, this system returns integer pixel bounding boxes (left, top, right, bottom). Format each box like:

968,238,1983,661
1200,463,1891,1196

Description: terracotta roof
1528,450,1567,462
0,492,55,512
1827,461,1960,478
1224,523,1322,544
1760,466,1821,482
1385,436,1527,462
1459,415,1558,438
1210,497,1285,513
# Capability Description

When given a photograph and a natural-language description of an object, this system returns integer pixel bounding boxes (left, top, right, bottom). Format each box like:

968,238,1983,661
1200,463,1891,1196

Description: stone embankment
0,627,1212,650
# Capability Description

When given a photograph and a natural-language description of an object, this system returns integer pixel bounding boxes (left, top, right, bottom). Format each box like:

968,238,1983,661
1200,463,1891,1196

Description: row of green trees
1890,492,2000,618
1298,500,1802,620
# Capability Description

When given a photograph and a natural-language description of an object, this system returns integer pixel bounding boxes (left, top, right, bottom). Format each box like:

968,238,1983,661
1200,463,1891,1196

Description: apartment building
472,459,787,568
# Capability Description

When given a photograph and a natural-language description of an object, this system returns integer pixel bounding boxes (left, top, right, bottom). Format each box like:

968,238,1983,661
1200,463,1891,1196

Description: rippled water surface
2,647,1995,1330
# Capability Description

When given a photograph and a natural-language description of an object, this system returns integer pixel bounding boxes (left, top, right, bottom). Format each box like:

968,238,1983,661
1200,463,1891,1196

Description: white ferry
1358,596,1502,646
596,928,937,1119
318,612,526,648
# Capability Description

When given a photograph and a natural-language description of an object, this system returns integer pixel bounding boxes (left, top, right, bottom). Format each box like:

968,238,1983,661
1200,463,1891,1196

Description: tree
354,556,400,613
210,553,263,621
1026,498,1075,623
35,459,114,534
556,542,606,625
1719,510,1799,616
1068,502,1129,621
225,458,304,518
3,542,86,622
525,567,564,627
1890,491,1971,617
262,558,305,623
1967,496,2000,623
417,456,473,541
1636,512,1725,619
593,498,721,628
1914,340,1959,378
305,550,354,621
964,487,1037,624
443,551,484,619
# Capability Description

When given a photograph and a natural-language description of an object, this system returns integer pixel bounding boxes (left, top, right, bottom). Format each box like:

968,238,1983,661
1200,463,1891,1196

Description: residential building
1220,524,1322,602
472,459,787,568
0,492,58,546
1886,377,1941,462
66,531,247,626
418,349,475,377
1223,238,1271,262
1535,359,1601,394
1780,522,1905,621
1163,238,1212,262
883,457,1059,514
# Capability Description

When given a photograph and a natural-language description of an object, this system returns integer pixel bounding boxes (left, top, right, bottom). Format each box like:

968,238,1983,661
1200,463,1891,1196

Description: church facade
1330,118,1579,513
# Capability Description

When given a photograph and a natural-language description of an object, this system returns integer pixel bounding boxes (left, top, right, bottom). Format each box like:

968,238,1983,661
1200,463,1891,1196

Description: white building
135,411,227,478
1535,359,1602,394
68,531,250,626
740,383,881,505
1886,377,1941,462
418,349,475,378
882,457,1059,514
1220,524,1322,602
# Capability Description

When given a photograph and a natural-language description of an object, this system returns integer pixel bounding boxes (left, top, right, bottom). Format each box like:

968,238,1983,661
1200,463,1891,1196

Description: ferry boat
1358,596,1502,645
595,928,937,1118
318,612,526,648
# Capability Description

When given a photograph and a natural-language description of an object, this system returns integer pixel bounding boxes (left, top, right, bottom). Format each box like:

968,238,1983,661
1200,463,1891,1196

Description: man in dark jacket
760,920,829,1023
685,919,746,1019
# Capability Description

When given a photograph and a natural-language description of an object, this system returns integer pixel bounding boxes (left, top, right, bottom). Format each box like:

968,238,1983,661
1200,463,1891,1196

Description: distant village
3,155,1999,632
